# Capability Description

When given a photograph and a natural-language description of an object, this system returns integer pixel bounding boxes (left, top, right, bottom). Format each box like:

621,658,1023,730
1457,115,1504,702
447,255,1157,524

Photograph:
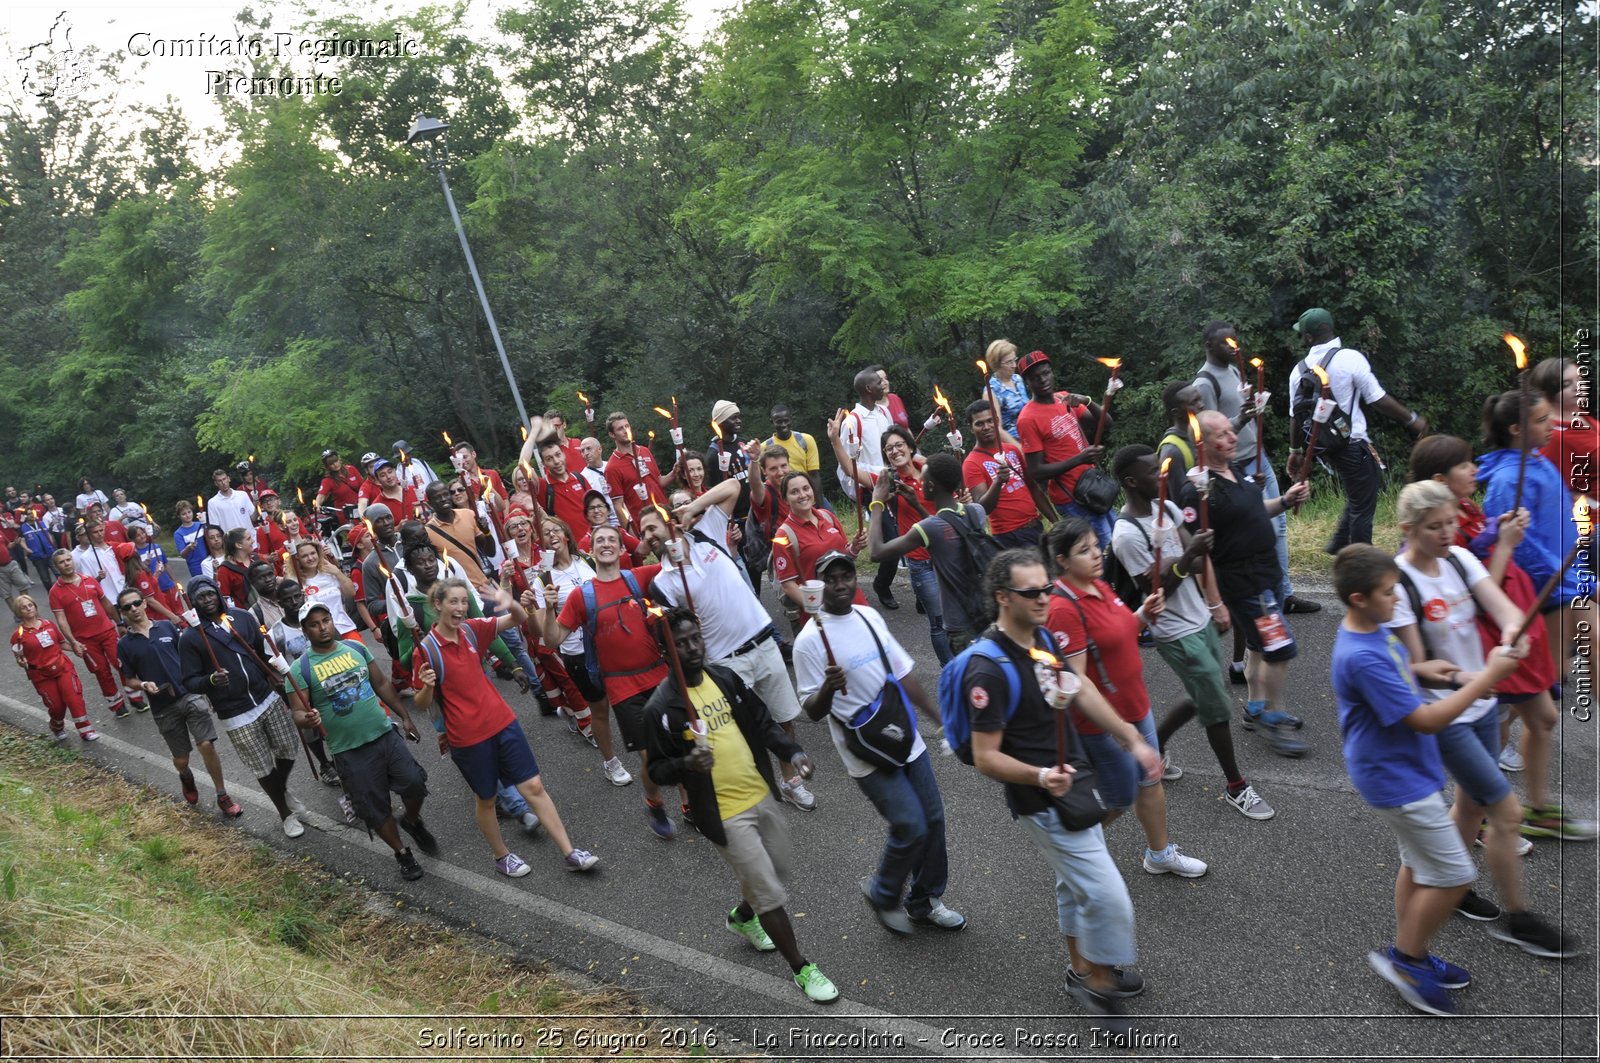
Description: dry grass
1285,474,1402,579
0,726,656,1060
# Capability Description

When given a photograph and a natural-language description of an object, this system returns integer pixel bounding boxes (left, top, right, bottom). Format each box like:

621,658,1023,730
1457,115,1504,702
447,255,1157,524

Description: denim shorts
1075,711,1158,811
449,718,541,799
1437,709,1511,807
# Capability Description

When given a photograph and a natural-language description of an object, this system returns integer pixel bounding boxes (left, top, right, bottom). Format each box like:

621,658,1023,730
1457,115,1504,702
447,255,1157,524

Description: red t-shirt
535,472,592,532
1016,396,1092,504
11,619,71,676
558,438,586,474
133,570,183,620
411,617,516,748
886,393,910,429
361,482,420,521
604,448,669,526
319,465,365,510
555,566,668,704
1045,578,1149,735
256,520,291,573
49,576,114,639
215,562,251,609
891,463,932,562
102,520,130,546
964,443,1037,534
1544,415,1599,495
748,487,790,543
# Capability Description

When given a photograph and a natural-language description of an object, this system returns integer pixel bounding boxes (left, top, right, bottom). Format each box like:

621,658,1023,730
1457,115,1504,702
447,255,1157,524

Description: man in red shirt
49,549,143,716
603,413,675,531
546,525,680,837
1015,349,1112,546
528,436,593,531
254,490,291,573
359,459,420,521
964,398,1046,550
543,408,589,474
314,449,365,513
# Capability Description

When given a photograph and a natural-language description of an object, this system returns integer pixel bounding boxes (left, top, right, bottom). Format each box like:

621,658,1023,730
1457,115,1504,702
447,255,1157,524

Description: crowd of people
3,309,1594,1023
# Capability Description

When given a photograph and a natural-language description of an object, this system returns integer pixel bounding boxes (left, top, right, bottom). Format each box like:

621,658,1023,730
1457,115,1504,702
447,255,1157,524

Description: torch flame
520,425,528,442
653,406,673,420
1187,411,1203,443
443,431,453,446
976,359,989,375
653,503,673,526
1224,337,1239,352
711,420,724,442
1576,496,1593,539
196,494,204,509
1027,646,1062,669
519,459,534,483
296,487,306,505
362,518,375,542
377,557,392,580
1095,357,1122,370
1249,357,1264,370
932,384,955,423
771,534,790,548
1160,456,1173,475
1310,364,1331,387
576,390,590,406
1503,333,1528,371
248,454,256,463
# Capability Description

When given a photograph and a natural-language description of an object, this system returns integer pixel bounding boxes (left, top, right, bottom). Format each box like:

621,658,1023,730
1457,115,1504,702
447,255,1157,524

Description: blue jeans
907,558,952,665
496,783,531,818
1057,501,1112,550
1254,453,1295,602
855,752,948,917
1014,812,1136,966
1076,712,1159,811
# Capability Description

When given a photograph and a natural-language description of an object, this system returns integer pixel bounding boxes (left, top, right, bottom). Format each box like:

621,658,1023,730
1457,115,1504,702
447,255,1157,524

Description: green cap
1293,307,1334,335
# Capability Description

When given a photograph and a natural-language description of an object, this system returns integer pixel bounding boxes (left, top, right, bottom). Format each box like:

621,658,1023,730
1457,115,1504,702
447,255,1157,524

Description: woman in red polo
11,593,96,741
773,471,866,629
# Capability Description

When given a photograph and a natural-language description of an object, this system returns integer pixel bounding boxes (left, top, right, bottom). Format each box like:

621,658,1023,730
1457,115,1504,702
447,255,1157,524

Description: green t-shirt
287,639,392,756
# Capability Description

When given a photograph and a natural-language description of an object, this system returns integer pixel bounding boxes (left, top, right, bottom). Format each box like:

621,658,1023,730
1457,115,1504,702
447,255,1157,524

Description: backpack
1103,512,1150,614
1395,551,1475,662
1290,347,1356,456
578,570,652,689
742,493,777,574
937,629,1061,764
933,505,1002,622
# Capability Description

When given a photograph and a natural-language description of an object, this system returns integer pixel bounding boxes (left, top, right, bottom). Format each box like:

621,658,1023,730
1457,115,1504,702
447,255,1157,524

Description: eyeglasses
1004,586,1051,599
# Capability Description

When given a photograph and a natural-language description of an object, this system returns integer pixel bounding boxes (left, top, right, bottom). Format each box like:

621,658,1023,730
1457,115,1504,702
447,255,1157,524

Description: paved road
3,570,1595,1061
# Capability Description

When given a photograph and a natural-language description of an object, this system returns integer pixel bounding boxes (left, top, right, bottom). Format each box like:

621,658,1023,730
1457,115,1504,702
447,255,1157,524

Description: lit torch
1154,457,1173,578
1092,357,1122,446
1249,357,1266,478
1294,364,1334,511
1224,337,1248,390
1187,413,1211,530
711,419,730,474
1505,333,1531,514
977,359,1004,436
576,390,593,425
1027,647,1080,774
647,604,704,745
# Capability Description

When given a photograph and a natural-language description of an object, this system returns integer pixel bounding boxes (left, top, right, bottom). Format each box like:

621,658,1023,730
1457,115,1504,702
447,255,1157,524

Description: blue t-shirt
1332,625,1443,808
173,522,206,577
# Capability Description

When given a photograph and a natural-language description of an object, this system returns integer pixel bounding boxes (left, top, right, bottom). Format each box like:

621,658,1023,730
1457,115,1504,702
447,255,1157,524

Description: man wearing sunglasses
116,588,243,817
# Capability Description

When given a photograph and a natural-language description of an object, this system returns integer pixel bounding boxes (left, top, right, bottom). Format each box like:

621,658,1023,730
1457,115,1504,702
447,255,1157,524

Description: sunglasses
1005,586,1051,599
449,487,469,496
118,600,145,611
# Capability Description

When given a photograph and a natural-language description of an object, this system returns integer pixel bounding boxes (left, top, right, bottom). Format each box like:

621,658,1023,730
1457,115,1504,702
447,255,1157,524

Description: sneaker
535,690,559,716
281,813,305,839
646,802,676,840
1224,783,1276,820
1228,661,1247,686
1255,721,1309,757
1142,844,1208,878
519,810,542,835
395,847,424,881
1066,964,1145,999
110,703,129,719
495,851,531,878
1475,825,1534,856
726,907,777,951
564,848,599,872
861,878,912,935
1497,742,1524,773
1455,889,1500,921
781,778,818,812
50,728,70,743
583,728,598,748
178,771,200,805
1065,977,1132,1035
1160,754,1183,781
217,793,243,817
337,795,358,826
1367,949,1458,1016
1283,595,1322,614
561,708,581,735
681,804,696,830
399,815,440,856
1423,951,1472,990
1242,708,1304,730
908,902,967,931
1488,911,1585,958
80,728,100,742
286,793,308,815
318,763,341,787
1521,804,1600,842
602,757,633,787
793,962,839,1003
133,698,150,713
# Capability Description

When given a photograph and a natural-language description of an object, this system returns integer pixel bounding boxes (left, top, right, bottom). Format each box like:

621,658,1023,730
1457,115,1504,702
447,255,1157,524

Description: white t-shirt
838,402,893,494
1386,546,1497,724
303,572,359,636
579,467,620,526
546,555,597,655
207,490,257,535
397,457,438,495
793,605,924,778
649,506,770,661
1110,502,1209,641
75,490,108,514
72,544,124,597
1288,337,1388,442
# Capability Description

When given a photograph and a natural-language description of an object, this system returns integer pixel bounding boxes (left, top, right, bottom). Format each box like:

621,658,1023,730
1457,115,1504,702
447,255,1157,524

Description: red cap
1016,350,1051,376
113,542,137,561
258,488,278,499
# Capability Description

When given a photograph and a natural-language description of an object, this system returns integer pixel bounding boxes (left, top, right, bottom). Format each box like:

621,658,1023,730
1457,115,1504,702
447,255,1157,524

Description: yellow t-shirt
765,432,820,474
688,675,768,819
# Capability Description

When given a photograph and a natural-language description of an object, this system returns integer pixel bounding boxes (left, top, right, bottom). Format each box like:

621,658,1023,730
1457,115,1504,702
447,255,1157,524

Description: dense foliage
1,0,1590,502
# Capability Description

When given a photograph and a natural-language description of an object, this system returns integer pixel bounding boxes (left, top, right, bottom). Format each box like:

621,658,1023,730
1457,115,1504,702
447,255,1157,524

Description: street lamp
406,113,535,447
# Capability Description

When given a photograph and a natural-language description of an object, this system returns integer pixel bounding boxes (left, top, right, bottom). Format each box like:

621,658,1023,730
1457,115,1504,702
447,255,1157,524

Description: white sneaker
337,795,358,827
1224,784,1276,820
781,778,817,811
909,902,968,931
1498,742,1524,773
281,813,305,839
1161,754,1183,781
51,729,71,743
602,757,633,786
1142,844,1207,878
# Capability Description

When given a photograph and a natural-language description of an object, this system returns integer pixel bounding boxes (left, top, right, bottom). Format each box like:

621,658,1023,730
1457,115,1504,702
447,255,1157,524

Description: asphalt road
3,568,1596,1062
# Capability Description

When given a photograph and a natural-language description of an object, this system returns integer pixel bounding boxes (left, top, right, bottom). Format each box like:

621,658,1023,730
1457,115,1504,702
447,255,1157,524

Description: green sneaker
726,908,775,951
793,962,839,1003
1522,803,1600,841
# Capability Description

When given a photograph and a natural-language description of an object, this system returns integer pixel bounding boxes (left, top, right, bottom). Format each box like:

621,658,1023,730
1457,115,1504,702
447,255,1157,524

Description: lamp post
406,113,532,435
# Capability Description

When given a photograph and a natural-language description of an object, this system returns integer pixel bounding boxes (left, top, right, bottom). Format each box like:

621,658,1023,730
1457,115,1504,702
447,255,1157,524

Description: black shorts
611,693,652,753
561,651,606,704
334,726,429,829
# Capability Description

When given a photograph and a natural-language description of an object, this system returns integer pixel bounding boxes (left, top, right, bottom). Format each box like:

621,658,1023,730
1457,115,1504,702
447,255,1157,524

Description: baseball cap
712,399,741,424
113,542,137,561
370,458,393,473
1016,350,1051,376
815,550,856,576
258,488,278,499
299,601,332,623
1293,307,1335,335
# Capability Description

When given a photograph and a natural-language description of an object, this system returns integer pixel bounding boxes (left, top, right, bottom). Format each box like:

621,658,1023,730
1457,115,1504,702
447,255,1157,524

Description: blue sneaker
1242,708,1304,730
646,801,676,840
1367,948,1459,1016
1422,950,1471,990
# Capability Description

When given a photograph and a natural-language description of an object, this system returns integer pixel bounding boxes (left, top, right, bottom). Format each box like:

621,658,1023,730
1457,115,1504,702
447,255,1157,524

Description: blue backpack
578,570,652,689
418,624,481,719
938,631,1060,765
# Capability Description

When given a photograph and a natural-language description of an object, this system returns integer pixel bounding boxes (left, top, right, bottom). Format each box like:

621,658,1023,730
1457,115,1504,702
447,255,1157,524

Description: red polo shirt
49,576,114,639
411,617,516,748
772,510,867,611
360,482,421,521
604,447,668,526
1045,578,1149,735
319,465,365,510
535,472,592,532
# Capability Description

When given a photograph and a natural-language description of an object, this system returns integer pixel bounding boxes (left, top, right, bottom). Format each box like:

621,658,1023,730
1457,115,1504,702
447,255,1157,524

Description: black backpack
935,505,1002,622
1290,346,1356,456
1103,513,1148,615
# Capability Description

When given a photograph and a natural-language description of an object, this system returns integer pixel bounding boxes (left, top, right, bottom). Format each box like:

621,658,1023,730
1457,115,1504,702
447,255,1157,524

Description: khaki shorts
715,796,791,915
716,638,802,725
154,694,218,757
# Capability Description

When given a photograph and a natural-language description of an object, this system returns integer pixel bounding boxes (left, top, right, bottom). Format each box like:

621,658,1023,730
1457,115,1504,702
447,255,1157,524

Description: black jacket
178,607,277,719
644,663,802,847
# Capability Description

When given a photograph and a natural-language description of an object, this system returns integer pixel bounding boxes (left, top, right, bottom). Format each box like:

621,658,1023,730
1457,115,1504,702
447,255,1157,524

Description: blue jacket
1478,447,1584,606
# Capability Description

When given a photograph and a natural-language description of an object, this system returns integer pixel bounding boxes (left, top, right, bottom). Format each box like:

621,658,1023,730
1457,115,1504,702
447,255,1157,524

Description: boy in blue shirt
1330,544,1520,1016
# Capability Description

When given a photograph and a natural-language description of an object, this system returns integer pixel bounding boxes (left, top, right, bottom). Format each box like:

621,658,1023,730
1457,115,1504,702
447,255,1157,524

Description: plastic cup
634,482,648,500
538,552,553,572
718,451,731,472
689,720,708,748
666,538,688,565
670,427,683,447
800,579,825,614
